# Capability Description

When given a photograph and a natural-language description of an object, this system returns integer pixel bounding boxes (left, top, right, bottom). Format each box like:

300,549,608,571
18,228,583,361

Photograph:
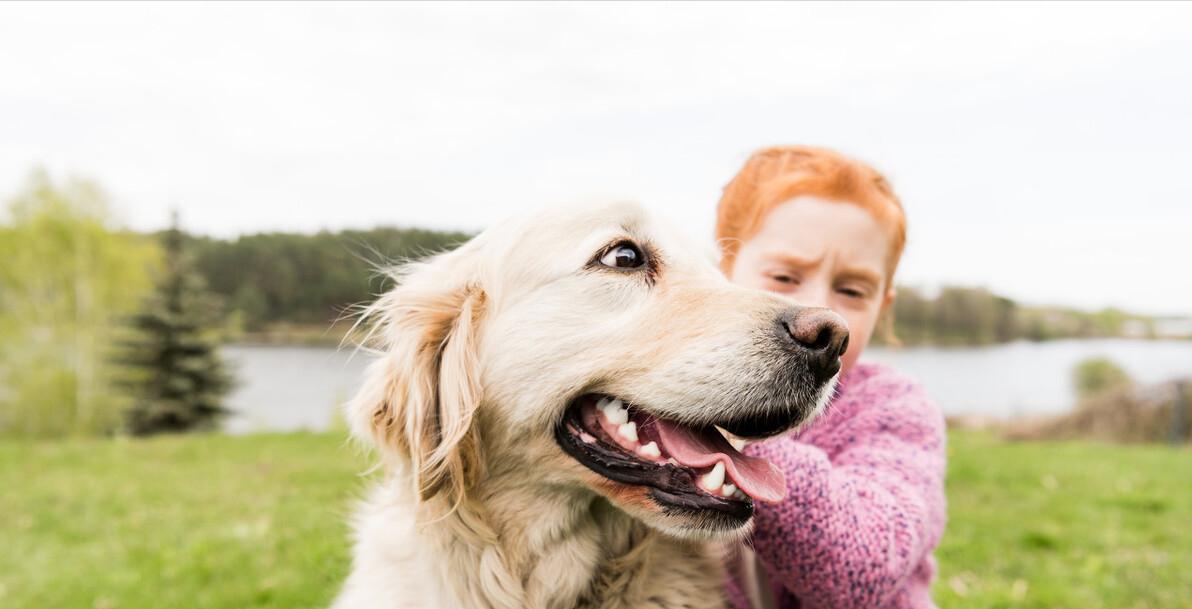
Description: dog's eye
599,242,646,269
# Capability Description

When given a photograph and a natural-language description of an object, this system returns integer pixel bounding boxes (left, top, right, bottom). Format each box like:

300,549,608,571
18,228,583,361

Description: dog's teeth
609,408,628,426
718,427,748,452
600,398,629,425
638,441,661,459
701,462,725,492
733,488,747,500
617,421,638,443
610,400,628,424
721,483,737,498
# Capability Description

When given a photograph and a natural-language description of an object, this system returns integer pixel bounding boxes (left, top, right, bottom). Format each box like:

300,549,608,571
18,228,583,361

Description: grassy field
1,432,1188,609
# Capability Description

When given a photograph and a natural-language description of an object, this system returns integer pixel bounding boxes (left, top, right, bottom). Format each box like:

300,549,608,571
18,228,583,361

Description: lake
222,339,1192,434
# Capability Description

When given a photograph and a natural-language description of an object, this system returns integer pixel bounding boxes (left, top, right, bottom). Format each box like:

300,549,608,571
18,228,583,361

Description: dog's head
349,202,847,537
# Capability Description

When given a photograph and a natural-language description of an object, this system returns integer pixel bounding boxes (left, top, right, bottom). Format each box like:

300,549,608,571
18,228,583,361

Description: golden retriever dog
334,202,848,609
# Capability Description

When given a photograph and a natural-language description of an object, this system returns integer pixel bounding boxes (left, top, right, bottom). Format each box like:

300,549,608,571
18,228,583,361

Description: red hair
716,146,906,281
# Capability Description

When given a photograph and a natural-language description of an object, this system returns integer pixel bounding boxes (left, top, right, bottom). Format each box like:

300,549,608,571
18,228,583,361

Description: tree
117,213,235,434
187,226,469,331
1072,357,1132,400
0,171,158,437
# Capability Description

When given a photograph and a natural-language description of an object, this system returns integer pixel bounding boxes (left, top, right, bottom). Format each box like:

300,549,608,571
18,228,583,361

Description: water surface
222,339,1192,433
866,339,1192,418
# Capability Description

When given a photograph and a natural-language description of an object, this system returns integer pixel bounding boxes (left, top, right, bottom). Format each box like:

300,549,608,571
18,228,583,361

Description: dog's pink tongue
653,420,787,504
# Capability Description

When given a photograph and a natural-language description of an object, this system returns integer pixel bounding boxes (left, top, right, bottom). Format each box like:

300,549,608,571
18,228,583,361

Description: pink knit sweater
725,361,947,609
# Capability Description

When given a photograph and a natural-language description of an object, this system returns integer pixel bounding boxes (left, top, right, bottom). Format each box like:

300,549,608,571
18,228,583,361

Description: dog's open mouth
555,394,790,522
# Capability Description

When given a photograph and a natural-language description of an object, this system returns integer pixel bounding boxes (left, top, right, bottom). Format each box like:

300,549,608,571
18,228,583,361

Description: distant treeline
184,227,1161,345
186,227,471,331
882,286,1156,346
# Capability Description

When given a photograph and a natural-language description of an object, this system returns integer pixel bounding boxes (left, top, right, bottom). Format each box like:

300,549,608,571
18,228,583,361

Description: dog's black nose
779,307,850,383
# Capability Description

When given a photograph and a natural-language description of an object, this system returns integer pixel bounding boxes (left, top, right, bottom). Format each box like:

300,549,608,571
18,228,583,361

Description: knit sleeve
743,371,947,609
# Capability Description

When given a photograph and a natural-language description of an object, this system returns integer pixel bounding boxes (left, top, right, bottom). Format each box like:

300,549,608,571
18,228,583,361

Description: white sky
1,2,1190,315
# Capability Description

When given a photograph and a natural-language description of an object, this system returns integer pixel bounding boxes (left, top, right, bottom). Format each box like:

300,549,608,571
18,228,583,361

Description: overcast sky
2,2,1190,315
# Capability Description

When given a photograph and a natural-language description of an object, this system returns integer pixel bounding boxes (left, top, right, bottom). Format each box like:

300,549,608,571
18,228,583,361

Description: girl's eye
770,273,799,285
599,242,646,269
837,287,866,299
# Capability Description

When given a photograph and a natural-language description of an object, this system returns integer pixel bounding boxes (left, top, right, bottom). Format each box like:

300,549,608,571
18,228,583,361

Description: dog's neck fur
405,469,730,609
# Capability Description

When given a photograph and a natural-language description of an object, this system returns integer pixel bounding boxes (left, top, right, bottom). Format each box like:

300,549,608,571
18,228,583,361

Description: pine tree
117,213,235,434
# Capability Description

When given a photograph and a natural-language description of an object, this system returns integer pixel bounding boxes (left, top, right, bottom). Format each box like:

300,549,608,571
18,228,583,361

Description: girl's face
728,196,894,375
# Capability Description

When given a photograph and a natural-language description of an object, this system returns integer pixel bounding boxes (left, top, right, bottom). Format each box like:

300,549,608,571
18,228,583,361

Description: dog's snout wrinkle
778,307,849,384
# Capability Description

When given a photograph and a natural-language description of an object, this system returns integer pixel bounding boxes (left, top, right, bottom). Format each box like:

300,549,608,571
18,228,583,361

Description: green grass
0,433,370,609
1,432,1188,609
938,433,1191,609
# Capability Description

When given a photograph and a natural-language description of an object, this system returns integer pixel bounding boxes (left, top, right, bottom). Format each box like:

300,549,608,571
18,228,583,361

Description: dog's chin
595,481,756,540
554,393,816,536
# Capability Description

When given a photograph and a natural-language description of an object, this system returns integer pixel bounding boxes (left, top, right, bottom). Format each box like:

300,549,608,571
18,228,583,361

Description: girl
718,146,947,609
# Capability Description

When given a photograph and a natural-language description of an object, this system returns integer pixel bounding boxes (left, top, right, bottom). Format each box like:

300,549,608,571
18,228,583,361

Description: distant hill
877,286,1175,346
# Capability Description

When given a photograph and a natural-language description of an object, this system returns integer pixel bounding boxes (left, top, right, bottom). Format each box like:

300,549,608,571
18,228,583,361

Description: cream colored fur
333,202,831,609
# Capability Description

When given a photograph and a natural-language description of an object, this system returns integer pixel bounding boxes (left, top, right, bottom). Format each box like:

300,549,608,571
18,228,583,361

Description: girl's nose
793,281,830,309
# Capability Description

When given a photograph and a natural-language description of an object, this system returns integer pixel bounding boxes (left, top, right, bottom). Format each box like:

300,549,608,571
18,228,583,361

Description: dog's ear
348,256,485,505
